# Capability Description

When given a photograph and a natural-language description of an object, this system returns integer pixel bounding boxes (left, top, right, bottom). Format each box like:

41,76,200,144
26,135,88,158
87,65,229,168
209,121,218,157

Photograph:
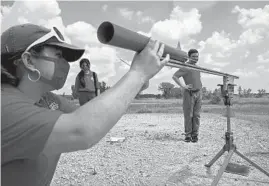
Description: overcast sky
1,1,269,95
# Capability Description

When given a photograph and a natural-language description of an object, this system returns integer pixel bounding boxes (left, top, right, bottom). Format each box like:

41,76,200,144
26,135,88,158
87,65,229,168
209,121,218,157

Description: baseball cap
1,23,85,62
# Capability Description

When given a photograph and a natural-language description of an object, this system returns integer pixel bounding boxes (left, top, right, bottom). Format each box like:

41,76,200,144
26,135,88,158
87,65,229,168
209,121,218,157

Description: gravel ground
51,113,269,186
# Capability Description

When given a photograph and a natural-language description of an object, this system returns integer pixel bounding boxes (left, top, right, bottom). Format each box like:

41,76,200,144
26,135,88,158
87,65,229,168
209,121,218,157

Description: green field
128,97,269,114
128,97,269,129
72,96,269,128
72,96,269,117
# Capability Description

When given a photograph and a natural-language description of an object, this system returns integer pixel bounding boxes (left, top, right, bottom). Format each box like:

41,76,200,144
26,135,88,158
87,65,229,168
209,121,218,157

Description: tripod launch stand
205,76,269,186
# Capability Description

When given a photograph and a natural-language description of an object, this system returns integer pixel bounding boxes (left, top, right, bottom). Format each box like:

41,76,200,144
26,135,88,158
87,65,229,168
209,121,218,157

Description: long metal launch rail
120,57,239,79
165,58,239,79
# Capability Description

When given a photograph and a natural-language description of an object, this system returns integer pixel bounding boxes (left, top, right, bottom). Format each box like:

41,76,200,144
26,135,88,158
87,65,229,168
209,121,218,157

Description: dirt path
51,113,269,186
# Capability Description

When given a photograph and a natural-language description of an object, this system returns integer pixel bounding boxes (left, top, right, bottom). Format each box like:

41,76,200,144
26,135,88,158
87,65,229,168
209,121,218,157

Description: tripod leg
235,149,269,177
205,147,226,167
211,149,234,186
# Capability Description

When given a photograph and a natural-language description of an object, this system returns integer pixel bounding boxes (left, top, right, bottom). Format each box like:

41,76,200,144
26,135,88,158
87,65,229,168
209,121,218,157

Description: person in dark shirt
74,58,100,106
172,49,202,143
1,23,170,186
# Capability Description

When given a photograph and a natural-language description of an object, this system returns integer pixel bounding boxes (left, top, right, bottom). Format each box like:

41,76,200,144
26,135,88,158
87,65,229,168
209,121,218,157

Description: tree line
155,82,267,99
66,81,267,102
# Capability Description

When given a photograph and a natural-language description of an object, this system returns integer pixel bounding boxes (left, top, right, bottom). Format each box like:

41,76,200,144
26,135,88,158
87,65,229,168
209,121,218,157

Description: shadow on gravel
166,166,195,186
165,165,269,186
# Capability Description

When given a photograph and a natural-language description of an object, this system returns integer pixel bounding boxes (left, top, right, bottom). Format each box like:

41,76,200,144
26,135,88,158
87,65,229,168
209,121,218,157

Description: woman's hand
129,39,170,82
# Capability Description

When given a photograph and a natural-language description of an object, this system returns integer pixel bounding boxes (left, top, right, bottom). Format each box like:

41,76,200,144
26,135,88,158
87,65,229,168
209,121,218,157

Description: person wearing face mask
74,58,100,106
1,23,170,186
172,49,202,143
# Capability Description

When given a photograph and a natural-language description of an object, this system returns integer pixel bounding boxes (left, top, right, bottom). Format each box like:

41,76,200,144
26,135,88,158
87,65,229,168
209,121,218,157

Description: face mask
34,55,70,90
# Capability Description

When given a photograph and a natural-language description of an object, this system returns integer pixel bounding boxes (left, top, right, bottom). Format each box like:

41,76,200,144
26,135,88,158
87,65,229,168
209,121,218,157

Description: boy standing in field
172,49,202,143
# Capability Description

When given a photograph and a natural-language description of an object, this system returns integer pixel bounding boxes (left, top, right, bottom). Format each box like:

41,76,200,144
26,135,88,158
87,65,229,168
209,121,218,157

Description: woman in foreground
1,23,170,186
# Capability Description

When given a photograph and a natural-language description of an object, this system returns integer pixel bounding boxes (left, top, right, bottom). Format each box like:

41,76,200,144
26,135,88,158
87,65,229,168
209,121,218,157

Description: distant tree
202,87,207,95
247,88,252,97
242,89,247,97
201,87,212,100
238,86,243,97
158,82,175,99
242,88,252,97
170,87,182,98
99,81,110,93
156,94,162,99
257,89,266,98
71,85,77,99
209,88,222,104
213,88,221,96
139,94,158,99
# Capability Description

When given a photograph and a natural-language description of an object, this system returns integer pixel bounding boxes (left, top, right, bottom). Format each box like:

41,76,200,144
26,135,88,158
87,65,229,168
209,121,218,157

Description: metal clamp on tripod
205,76,269,186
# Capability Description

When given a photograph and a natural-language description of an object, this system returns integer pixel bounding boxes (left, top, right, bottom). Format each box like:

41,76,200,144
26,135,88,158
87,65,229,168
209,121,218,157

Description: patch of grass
127,98,269,116
232,97,269,105
136,108,152,113
69,97,269,116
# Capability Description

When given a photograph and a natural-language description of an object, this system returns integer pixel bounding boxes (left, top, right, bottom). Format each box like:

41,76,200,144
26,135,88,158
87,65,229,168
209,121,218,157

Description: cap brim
46,42,85,62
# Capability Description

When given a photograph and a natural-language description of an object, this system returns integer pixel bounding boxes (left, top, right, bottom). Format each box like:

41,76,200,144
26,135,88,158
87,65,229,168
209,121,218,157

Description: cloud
212,62,230,67
102,4,108,12
118,8,134,20
135,6,202,53
232,5,269,29
202,53,229,67
216,52,225,58
233,5,269,46
118,7,155,25
150,6,202,46
238,28,265,45
0,5,11,21
201,74,216,79
1,0,61,30
256,65,265,70
137,31,151,37
153,67,178,80
66,21,99,45
199,48,230,67
212,67,221,71
197,4,269,71
244,50,250,58
199,31,237,54
233,68,259,78
257,50,269,63
140,16,155,24
81,45,118,81
203,53,213,64
1,0,71,43
172,1,218,11
136,11,155,24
